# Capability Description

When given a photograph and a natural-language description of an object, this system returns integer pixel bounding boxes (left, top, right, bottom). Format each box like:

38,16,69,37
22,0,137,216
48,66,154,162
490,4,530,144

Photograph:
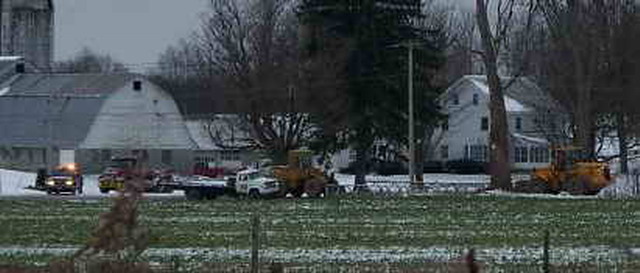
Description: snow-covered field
0,245,634,265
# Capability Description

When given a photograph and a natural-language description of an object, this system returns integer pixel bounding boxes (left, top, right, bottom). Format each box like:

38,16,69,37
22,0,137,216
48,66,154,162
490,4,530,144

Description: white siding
80,79,195,150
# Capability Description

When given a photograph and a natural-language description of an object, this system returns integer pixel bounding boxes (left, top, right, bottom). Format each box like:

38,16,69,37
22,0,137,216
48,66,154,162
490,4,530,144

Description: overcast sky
55,0,208,71
54,0,473,72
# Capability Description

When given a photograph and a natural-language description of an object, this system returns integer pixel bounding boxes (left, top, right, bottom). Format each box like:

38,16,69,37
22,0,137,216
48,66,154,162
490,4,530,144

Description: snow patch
471,79,530,112
0,246,633,264
598,175,640,198
0,87,9,96
0,56,22,61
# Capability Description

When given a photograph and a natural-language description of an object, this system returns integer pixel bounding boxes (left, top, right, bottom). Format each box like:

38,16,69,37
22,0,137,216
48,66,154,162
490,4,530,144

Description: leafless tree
54,47,128,73
535,0,640,173
476,0,537,190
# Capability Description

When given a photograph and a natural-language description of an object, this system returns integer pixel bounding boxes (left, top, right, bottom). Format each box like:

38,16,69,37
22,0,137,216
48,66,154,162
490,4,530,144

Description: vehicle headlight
65,180,74,186
45,180,55,186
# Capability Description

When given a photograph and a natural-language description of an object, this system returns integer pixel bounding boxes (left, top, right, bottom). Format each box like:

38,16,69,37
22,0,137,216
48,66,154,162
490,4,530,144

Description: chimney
133,80,142,91
15,63,25,74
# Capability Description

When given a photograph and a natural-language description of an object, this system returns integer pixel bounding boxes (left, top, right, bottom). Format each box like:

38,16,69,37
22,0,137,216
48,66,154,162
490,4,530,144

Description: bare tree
476,0,537,190
54,47,128,73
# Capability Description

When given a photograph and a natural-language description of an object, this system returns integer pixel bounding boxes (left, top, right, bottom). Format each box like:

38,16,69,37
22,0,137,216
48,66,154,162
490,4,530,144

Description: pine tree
299,0,445,188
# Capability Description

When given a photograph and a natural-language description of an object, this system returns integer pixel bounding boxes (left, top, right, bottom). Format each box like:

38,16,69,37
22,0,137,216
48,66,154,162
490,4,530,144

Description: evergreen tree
299,0,445,187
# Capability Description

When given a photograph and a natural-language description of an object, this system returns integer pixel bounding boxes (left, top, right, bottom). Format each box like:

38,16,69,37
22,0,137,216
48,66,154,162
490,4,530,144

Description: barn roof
1,73,137,97
0,73,138,149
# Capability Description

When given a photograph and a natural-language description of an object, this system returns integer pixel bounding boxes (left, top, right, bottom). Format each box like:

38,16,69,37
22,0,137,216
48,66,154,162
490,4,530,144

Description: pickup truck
234,168,281,198
177,168,281,200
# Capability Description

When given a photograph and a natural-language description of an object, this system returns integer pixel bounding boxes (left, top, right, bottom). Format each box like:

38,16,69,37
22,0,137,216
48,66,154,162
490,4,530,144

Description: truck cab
44,163,82,195
235,169,280,197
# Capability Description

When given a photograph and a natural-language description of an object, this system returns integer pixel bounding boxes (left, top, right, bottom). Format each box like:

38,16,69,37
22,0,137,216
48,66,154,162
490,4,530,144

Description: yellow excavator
271,149,338,197
515,145,613,195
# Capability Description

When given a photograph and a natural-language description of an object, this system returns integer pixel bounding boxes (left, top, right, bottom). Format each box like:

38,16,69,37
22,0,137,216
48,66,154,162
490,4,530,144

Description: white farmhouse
432,75,567,170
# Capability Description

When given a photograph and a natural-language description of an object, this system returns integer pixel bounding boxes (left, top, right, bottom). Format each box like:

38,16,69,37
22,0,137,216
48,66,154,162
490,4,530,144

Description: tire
205,192,218,200
100,188,110,194
248,189,260,199
563,176,591,195
185,188,204,200
304,178,327,198
513,179,552,193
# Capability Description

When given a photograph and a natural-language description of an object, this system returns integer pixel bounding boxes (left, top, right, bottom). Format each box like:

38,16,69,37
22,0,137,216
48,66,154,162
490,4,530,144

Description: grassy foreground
0,195,639,268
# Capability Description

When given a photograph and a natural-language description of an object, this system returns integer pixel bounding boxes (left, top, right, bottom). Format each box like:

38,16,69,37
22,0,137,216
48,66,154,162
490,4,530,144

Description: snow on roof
512,133,548,145
0,56,22,61
469,77,531,112
0,87,9,96
185,121,220,151
186,117,254,151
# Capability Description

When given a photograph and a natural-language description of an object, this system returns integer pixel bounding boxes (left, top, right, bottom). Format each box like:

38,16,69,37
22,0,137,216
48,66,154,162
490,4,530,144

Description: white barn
0,58,196,173
432,75,567,170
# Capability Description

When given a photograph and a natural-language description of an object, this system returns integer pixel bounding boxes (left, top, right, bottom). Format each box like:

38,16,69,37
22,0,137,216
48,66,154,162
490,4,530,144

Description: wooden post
543,229,550,273
251,214,260,273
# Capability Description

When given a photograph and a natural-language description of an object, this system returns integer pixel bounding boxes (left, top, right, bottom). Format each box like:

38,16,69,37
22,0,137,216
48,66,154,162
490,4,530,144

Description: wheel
513,179,552,193
248,189,260,199
304,178,327,198
563,176,591,195
205,192,218,200
185,188,204,200
100,188,110,194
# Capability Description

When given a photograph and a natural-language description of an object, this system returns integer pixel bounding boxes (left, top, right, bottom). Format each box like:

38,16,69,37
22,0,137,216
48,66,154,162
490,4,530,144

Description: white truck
234,168,281,198
178,168,281,200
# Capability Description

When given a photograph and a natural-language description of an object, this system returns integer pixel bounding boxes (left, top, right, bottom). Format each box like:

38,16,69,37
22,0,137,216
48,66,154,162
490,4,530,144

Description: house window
28,149,33,163
349,150,357,162
222,150,240,161
452,94,459,105
465,145,488,162
162,150,172,164
515,146,529,163
473,94,479,105
530,147,550,163
516,117,522,132
440,145,448,160
441,119,449,131
481,117,489,131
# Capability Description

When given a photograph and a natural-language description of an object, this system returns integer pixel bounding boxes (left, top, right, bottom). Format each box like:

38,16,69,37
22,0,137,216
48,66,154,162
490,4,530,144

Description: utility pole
408,42,416,186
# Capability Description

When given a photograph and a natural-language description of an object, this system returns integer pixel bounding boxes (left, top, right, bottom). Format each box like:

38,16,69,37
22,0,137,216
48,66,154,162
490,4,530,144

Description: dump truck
271,149,340,197
514,146,613,195
98,157,173,194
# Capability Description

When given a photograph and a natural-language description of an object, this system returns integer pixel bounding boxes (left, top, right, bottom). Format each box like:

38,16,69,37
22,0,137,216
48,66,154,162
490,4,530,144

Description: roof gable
2,73,138,97
444,75,564,113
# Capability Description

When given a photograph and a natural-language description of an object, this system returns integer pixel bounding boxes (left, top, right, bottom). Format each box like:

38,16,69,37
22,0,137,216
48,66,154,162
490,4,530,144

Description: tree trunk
476,0,512,190
415,138,424,184
573,63,595,158
617,112,628,174
354,145,369,192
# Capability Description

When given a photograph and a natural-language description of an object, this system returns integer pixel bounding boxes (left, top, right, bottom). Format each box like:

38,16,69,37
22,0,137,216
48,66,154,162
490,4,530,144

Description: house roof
186,116,254,151
0,73,139,149
446,75,565,113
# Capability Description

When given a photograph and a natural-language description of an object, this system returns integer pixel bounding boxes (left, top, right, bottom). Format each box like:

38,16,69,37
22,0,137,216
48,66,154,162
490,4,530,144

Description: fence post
543,229,550,273
251,213,260,273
